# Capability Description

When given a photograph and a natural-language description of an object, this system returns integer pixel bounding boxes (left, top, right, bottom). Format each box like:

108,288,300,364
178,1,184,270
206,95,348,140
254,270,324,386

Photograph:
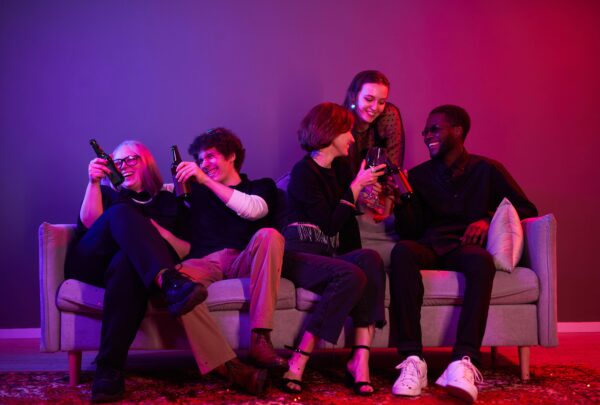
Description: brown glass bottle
89,139,124,187
171,145,191,199
386,160,414,202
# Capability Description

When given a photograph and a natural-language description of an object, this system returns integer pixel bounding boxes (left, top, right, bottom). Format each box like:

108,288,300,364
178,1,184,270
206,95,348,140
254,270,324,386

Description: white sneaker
436,356,483,402
392,355,428,396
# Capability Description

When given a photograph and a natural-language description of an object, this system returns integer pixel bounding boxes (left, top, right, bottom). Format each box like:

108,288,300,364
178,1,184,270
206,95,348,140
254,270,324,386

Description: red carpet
1,355,598,404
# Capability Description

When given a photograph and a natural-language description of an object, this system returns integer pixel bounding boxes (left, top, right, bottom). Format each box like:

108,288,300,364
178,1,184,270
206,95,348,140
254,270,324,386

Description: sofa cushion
486,198,524,272
421,266,539,305
295,266,539,310
57,277,297,314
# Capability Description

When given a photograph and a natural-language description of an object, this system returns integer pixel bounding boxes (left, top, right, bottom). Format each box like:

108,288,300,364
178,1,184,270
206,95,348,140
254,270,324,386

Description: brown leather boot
224,358,268,396
249,330,287,369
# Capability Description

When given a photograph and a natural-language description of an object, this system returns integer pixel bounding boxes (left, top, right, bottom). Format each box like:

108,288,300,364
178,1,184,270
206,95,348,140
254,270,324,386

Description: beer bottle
171,145,191,199
89,139,124,187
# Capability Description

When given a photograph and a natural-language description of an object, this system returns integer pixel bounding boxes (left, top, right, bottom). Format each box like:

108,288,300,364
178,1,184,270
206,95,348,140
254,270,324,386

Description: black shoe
161,268,208,316
91,366,125,403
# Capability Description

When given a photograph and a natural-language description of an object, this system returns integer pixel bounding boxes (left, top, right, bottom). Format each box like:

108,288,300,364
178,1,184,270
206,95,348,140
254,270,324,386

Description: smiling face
355,82,389,124
330,130,355,158
197,147,238,185
422,113,463,160
113,144,144,192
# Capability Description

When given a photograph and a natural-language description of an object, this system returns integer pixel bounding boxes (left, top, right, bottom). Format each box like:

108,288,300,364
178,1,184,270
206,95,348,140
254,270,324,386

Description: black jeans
283,248,386,344
389,241,496,365
64,203,178,370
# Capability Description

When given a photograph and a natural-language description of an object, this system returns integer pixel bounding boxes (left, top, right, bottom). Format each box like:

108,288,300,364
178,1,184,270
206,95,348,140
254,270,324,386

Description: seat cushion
421,266,539,305
57,277,297,314
295,266,539,310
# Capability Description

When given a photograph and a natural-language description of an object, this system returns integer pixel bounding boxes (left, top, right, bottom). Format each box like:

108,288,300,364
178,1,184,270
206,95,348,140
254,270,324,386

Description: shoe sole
91,392,125,403
443,384,477,403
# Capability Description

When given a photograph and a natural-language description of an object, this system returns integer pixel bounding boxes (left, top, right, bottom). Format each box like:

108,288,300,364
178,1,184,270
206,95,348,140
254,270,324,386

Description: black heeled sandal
281,345,311,394
345,345,376,396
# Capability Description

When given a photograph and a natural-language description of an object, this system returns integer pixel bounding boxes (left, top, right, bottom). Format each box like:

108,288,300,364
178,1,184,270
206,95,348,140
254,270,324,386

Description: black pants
64,203,178,370
283,248,386,344
389,241,496,365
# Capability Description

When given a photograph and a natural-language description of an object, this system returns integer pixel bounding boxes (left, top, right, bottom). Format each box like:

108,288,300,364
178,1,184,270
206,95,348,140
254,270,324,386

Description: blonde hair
113,140,163,196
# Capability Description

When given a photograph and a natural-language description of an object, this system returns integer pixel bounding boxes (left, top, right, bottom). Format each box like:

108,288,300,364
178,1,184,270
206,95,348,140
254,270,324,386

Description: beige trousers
178,228,284,374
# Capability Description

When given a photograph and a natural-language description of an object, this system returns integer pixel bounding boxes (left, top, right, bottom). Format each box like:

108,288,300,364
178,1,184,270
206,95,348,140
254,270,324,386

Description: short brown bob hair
297,102,354,152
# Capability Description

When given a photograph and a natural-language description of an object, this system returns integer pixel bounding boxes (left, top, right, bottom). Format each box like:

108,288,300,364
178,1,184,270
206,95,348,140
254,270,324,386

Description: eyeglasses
113,155,140,169
421,124,455,136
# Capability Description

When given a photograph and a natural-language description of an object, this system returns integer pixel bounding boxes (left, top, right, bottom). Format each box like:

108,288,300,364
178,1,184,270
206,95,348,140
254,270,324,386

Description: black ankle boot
91,365,125,403
161,268,208,316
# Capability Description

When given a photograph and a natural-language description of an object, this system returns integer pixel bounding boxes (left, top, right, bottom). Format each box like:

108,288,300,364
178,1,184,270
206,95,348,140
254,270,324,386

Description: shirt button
454,194,458,198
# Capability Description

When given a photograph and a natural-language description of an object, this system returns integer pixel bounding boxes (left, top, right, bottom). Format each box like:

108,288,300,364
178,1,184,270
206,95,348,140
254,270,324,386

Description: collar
434,149,470,182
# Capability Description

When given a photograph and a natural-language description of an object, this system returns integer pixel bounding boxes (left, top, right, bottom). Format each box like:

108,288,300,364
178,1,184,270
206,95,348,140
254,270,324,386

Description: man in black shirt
173,128,286,395
390,105,537,402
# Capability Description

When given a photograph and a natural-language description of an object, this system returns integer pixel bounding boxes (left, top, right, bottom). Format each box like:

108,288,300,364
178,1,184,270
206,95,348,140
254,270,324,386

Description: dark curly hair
188,127,246,172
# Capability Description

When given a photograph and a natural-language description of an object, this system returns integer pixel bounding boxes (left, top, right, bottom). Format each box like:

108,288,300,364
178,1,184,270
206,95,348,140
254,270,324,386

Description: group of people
65,70,538,403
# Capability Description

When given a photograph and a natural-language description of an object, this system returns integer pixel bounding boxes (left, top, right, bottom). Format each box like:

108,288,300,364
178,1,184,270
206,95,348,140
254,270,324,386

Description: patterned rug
1,353,598,404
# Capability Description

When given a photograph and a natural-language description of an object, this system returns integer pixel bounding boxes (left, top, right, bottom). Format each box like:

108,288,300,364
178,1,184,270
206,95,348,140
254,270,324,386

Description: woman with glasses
281,103,387,396
64,140,205,403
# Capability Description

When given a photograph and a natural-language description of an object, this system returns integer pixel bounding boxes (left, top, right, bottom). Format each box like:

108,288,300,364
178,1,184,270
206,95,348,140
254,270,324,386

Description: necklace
131,196,153,205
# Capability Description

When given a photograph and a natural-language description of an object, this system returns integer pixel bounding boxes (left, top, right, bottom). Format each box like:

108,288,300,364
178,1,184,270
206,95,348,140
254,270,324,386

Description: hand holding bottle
88,158,112,184
89,139,124,187
175,161,209,185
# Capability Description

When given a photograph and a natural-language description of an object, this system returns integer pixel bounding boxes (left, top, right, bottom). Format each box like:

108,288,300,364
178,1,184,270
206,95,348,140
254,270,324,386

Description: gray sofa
38,211,557,386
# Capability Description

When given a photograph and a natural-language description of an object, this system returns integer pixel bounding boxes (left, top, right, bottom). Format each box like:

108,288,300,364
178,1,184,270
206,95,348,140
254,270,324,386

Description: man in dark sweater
173,128,286,395
390,105,537,402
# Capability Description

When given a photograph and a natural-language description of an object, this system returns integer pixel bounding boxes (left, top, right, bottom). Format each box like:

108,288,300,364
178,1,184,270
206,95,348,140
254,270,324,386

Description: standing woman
65,140,205,403
281,102,387,396
343,70,406,265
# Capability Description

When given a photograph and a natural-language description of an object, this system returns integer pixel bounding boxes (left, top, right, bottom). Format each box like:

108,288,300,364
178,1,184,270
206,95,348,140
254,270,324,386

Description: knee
391,241,412,262
255,228,285,248
461,249,496,283
338,265,367,293
357,249,384,272
105,203,140,221
390,241,419,275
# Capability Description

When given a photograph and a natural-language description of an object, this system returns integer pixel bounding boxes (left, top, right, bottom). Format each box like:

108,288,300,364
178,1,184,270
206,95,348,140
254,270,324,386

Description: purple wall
1,0,599,328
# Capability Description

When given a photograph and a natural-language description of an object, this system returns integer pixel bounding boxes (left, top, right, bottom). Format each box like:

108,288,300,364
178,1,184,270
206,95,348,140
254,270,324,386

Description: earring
351,104,356,109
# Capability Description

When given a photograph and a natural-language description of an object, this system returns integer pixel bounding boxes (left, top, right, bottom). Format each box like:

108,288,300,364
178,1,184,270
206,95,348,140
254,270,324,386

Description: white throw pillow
486,198,524,272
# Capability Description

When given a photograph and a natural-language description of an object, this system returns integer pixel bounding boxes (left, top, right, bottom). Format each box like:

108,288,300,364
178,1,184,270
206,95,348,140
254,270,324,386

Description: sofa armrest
38,223,76,352
520,214,558,347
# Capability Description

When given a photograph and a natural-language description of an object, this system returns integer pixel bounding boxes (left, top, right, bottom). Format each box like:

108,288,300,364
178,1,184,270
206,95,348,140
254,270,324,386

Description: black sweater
187,174,277,258
285,155,361,255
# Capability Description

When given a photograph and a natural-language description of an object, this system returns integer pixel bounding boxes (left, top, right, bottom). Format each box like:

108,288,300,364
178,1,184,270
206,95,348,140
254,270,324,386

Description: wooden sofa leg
518,346,530,381
68,350,82,386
